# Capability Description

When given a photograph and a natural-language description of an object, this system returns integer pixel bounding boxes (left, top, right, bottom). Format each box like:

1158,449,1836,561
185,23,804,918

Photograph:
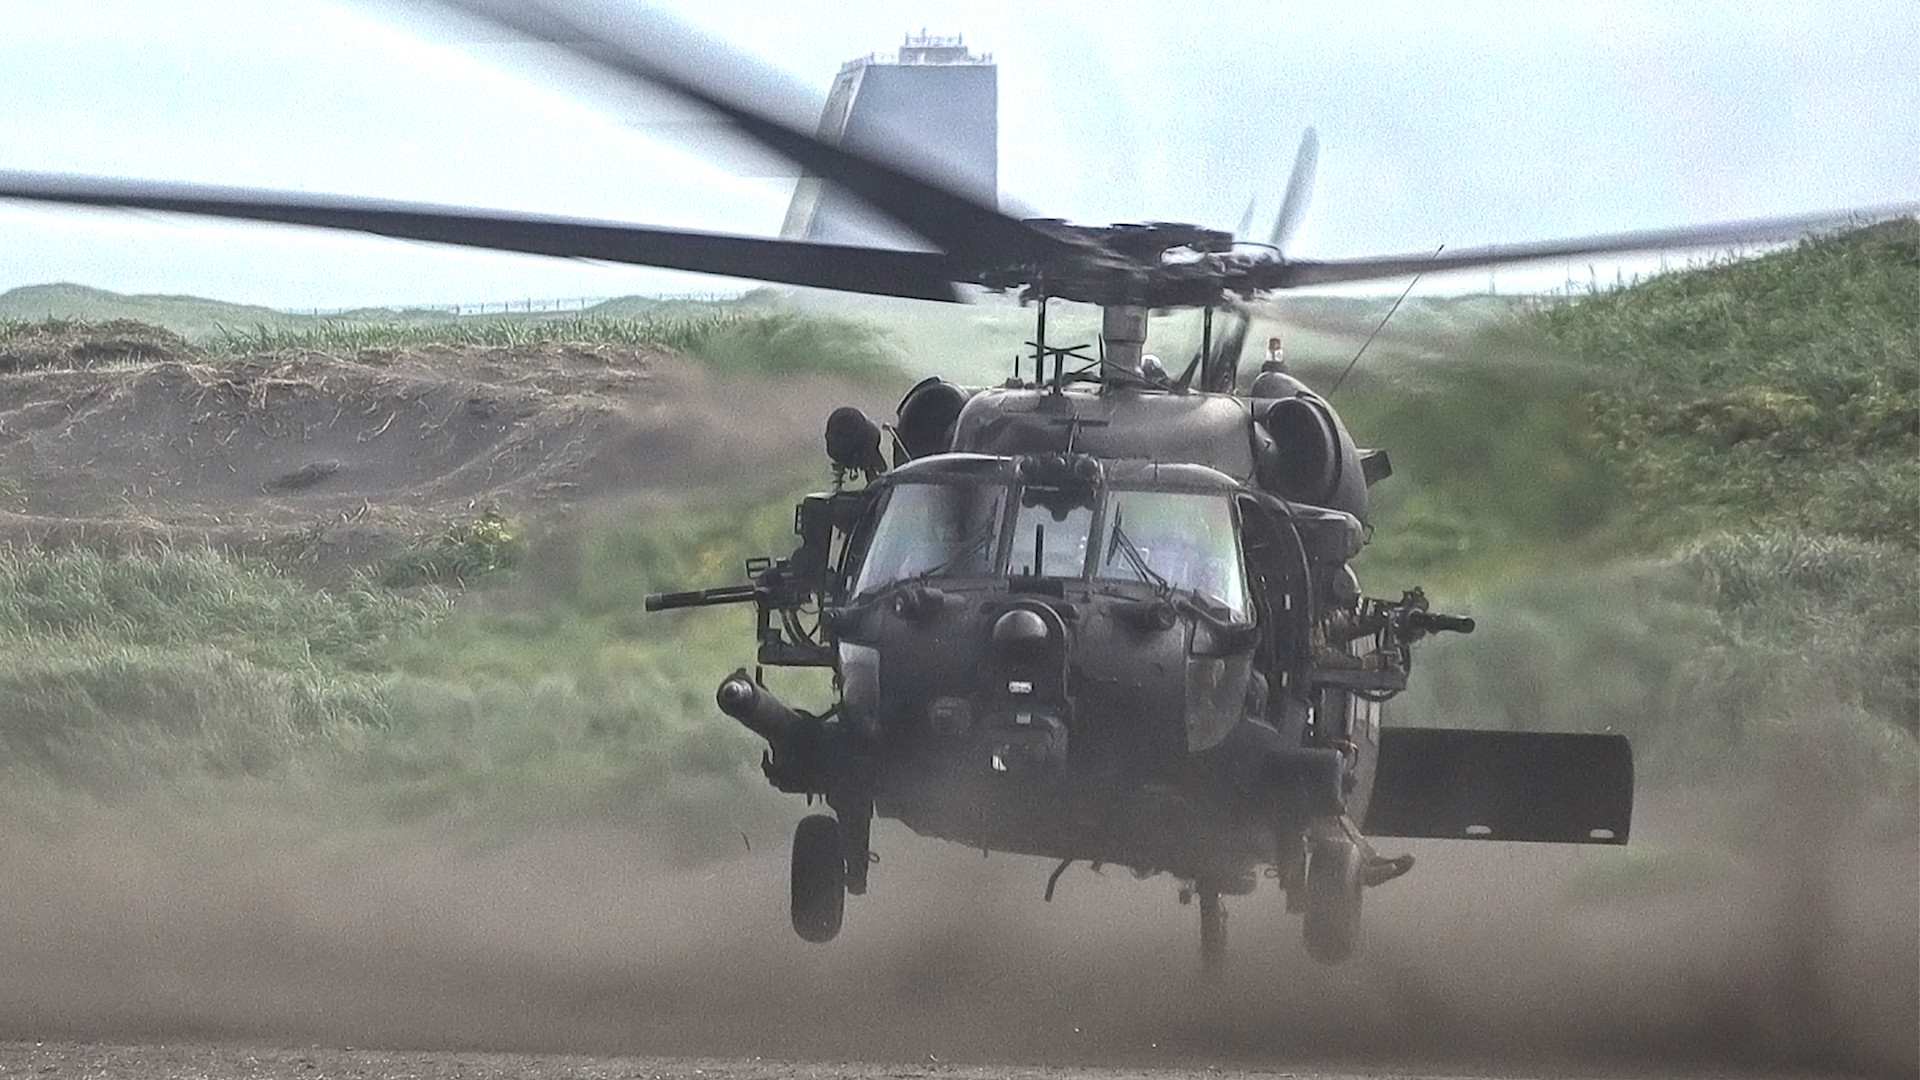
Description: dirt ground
0,320,882,573
0,788,1911,1078
0,1044,1462,1080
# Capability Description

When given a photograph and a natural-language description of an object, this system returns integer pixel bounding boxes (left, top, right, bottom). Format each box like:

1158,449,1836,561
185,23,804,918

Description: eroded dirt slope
0,321,878,567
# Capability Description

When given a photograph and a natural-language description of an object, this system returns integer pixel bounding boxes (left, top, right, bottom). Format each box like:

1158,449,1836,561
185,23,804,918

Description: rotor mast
1100,305,1149,377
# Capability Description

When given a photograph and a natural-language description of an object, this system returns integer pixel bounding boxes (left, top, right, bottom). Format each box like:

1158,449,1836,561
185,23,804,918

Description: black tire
1303,838,1361,964
1199,889,1227,975
790,814,845,943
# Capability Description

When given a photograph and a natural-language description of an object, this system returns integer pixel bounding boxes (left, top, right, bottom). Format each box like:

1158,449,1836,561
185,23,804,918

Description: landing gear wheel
1199,888,1227,975
790,813,845,943
1303,838,1362,964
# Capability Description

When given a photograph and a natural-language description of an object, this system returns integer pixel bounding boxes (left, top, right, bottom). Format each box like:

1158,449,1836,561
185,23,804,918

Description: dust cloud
0,781,1911,1077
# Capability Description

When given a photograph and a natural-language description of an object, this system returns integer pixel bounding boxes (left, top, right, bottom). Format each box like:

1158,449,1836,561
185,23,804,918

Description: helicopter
4,1,1913,970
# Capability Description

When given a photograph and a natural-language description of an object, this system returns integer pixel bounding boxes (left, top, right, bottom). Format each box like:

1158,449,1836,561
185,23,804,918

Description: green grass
0,498,805,854
0,283,301,343
0,304,890,848
2,305,905,385
1397,533,1917,796
1342,221,1918,583
1,225,1913,845
1341,347,1622,590
0,546,447,671
207,309,902,382
1536,218,1920,548
375,503,526,588
1354,220,1918,800
327,490,828,852
0,547,444,787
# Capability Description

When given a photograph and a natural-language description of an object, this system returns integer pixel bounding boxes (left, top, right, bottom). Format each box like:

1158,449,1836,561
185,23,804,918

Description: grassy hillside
0,307,881,850
0,224,1912,835
1352,220,1917,802
1346,220,1917,571
1,280,1520,386
0,283,310,343
0,306,901,383
1546,219,1918,548
0,500,803,860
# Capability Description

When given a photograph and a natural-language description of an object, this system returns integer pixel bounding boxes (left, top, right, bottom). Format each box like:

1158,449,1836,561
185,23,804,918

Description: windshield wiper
915,519,999,580
1105,512,1171,594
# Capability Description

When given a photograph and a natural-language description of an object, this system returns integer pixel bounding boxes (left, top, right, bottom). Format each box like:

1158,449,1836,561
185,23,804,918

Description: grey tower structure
781,32,997,246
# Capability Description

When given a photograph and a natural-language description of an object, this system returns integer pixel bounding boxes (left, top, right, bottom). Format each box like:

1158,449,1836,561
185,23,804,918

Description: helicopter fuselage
662,374,1632,961
825,451,1357,887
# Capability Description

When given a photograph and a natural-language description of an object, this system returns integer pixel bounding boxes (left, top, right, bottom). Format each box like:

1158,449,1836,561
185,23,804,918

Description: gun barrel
1406,610,1475,635
1426,613,1475,634
644,584,757,612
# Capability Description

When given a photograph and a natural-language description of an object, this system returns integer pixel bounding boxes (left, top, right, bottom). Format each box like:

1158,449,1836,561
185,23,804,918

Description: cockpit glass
853,481,1006,594
1097,491,1248,617
852,479,1247,614
1009,489,1095,578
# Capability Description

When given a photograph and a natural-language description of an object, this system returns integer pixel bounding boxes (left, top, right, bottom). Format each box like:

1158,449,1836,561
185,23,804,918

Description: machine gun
1382,587,1477,643
1311,587,1474,698
643,582,758,611
643,552,833,666
642,490,869,667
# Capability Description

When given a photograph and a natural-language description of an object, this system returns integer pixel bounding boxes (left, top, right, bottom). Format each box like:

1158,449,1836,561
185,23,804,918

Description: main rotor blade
1234,195,1259,240
1268,127,1318,251
0,171,962,302
1274,203,1920,289
406,0,1076,273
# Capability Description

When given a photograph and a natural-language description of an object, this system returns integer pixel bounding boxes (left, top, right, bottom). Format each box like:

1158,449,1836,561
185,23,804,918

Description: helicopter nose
990,609,1052,655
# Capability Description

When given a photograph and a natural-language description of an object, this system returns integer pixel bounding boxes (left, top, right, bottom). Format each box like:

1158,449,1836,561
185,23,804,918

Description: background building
781,32,997,246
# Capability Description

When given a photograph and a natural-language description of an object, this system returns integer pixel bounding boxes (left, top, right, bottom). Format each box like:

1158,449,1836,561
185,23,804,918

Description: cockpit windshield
1009,488,1095,578
852,478,1248,619
853,480,1005,594
1097,491,1248,617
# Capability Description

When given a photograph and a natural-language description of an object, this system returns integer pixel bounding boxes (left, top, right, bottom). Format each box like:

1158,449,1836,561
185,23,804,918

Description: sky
1,0,1916,309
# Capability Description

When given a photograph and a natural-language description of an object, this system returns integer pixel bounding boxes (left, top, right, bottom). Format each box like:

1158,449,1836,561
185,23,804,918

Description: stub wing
1364,727,1634,844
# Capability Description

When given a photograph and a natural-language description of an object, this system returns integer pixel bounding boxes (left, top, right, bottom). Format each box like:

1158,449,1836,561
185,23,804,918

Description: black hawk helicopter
5,0,1913,969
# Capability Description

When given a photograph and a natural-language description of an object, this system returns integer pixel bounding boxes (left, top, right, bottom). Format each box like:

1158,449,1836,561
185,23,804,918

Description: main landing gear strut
1199,888,1227,973
1302,836,1362,964
1187,830,1406,972
1182,875,1242,976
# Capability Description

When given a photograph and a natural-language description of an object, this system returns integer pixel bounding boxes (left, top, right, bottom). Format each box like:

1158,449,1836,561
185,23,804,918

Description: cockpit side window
852,481,1006,594
1097,491,1249,618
